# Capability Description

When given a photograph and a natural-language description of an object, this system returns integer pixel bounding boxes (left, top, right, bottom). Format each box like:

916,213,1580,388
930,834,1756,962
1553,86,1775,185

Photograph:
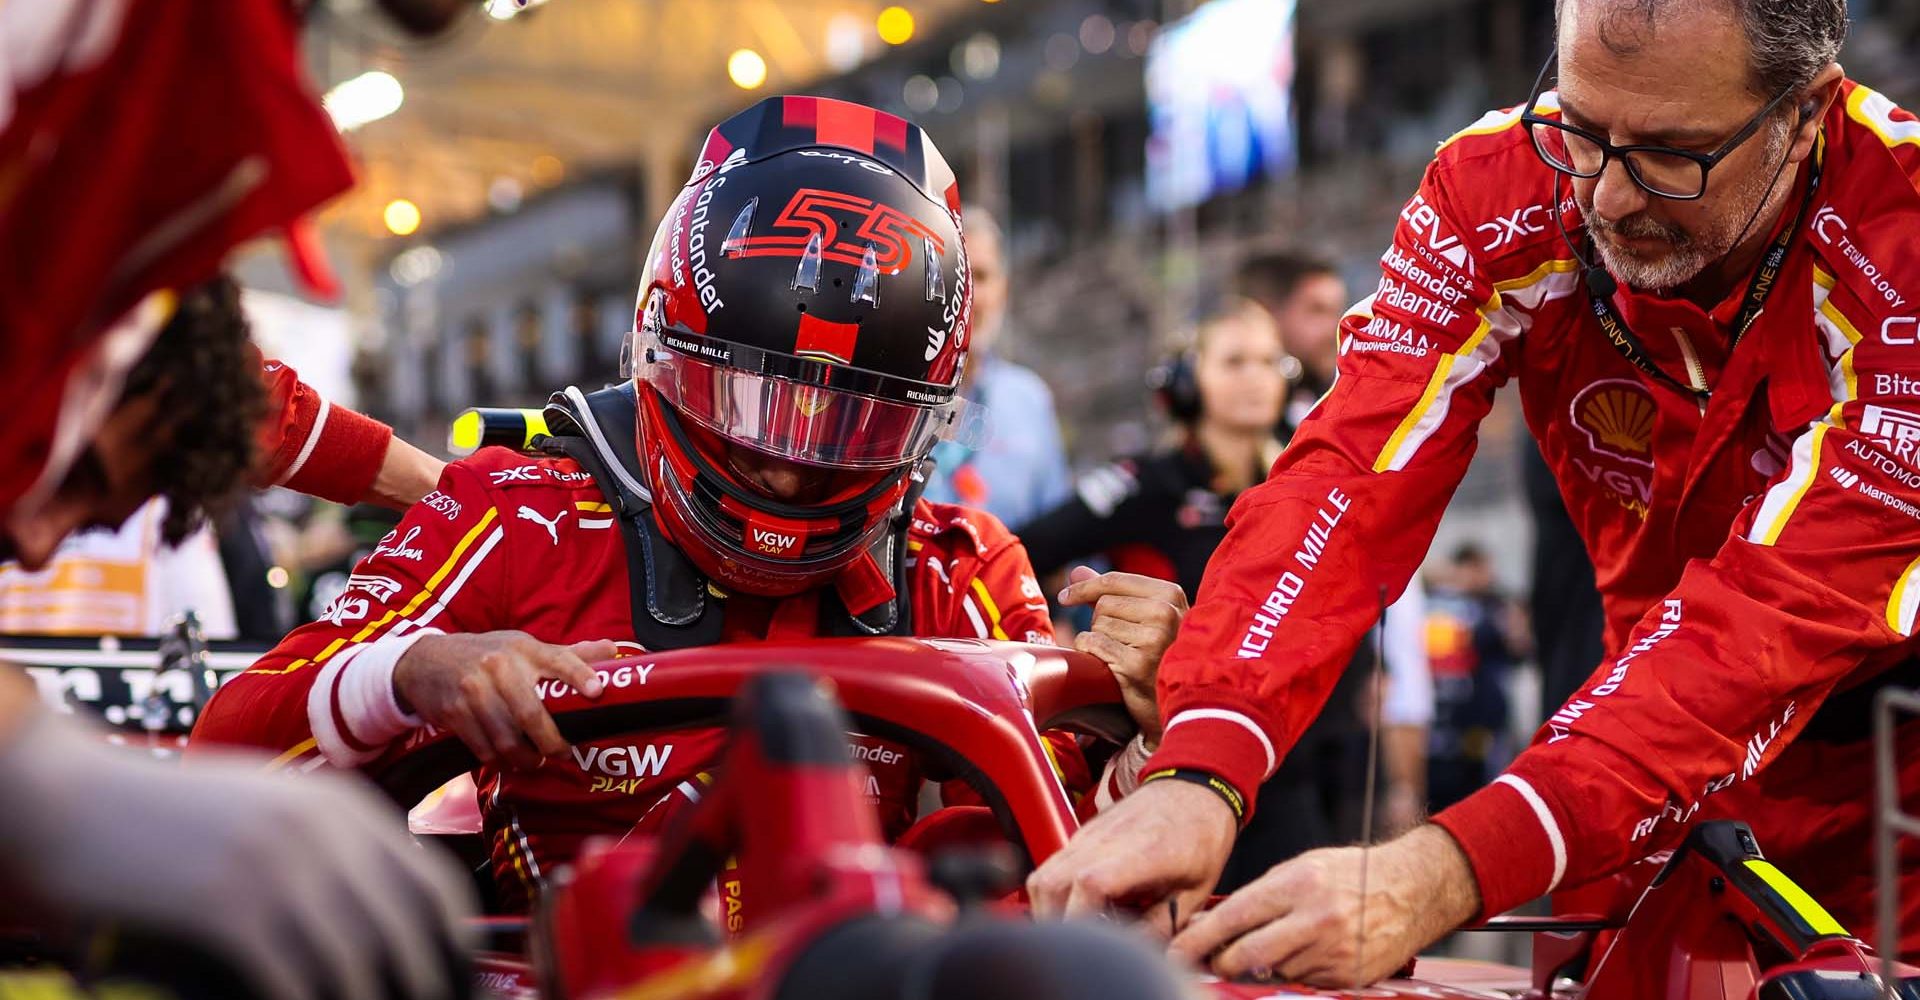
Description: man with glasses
1031,0,1920,981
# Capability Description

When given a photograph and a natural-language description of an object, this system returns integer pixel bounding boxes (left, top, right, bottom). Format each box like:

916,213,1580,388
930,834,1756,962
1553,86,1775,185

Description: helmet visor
639,331,982,470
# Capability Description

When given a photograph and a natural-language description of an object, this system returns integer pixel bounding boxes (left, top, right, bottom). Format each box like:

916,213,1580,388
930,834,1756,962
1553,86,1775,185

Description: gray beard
1587,124,1792,293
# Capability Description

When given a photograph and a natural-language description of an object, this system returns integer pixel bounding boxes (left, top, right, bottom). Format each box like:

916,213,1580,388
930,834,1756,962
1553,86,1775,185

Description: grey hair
1558,0,1848,99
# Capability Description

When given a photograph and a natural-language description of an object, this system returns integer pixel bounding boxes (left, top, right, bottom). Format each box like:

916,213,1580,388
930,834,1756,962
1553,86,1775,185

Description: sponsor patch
1567,378,1656,519
421,491,463,521
515,505,569,544
374,526,425,562
1475,203,1549,253
1399,194,1471,272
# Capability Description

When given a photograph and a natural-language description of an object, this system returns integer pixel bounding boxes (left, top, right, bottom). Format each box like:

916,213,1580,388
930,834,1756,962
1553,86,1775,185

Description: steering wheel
363,637,1134,868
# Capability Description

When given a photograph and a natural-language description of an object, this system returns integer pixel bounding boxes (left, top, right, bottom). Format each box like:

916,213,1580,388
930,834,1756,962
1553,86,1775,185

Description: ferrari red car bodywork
360,639,1916,1000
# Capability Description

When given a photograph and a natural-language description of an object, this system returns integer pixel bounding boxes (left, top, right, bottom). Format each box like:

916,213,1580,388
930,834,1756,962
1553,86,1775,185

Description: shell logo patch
1572,379,1656,468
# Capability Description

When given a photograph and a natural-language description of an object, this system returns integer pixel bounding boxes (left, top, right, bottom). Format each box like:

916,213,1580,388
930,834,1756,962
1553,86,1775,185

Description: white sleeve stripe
1493,774,1567,891
960,594,990,639
401,526,504,635
1163,708,1277,777
1744,423,1825,546
306,644,377,766
1376,266,1579,473
275,395,331,486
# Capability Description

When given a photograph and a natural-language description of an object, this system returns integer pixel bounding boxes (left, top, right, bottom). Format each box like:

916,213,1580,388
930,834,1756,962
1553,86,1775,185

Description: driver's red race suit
1146,80,1920,950
193,446,1083,907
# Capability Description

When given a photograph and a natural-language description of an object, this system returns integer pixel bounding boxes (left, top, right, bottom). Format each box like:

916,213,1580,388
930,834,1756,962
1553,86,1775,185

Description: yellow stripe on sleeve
268,738,319,770
248,507,501,675
1437,94,1562,151
1752,424,1828,546
968,577,1010,641
1373,356,1456,473
1369,258,1578,474
1846,84,1920,150
1819,299,1864,346
1887,554,1920,635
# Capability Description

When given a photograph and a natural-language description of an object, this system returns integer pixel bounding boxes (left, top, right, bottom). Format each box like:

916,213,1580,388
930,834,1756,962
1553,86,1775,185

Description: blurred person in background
922,208,1074,530
1234,251,1350,436
1020,298,1284,602
1019,298,1431,889
1422,543,1527,813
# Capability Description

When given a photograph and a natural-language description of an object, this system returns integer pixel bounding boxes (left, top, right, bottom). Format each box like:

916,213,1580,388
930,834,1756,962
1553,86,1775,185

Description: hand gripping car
355,638,1920,1000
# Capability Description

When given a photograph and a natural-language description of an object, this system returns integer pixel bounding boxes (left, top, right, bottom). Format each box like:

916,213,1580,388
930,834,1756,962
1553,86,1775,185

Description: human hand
1058,566,1188,747
393,631,617,769
0,709,476,1000
1169,824,1480,986
1027,777,1235,927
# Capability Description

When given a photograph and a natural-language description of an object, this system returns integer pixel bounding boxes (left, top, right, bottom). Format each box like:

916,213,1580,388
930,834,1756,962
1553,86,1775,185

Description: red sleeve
1436,290,1920,918
191,461,507,766
254,355,394,505
1144,155,1539,812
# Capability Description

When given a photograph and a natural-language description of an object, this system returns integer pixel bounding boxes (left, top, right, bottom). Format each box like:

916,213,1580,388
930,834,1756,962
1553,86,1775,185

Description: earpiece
1147,352,1202,425
1799,100,1819,123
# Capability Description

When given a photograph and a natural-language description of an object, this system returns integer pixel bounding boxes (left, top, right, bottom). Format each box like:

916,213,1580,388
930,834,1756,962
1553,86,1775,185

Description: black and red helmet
629,96,977,599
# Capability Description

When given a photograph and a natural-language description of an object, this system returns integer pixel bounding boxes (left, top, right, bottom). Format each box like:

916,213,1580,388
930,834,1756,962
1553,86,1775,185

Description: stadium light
323,71,404,132
384,199,422,237
531,154,566,186
729,48,768,89
877,6,915,45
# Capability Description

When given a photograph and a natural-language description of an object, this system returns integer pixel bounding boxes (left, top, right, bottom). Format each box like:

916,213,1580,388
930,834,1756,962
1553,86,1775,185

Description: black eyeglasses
1520,53,1794,200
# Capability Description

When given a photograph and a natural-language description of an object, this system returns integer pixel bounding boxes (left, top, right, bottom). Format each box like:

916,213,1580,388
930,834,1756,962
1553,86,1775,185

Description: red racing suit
193,446,1080,906
1147,80,1920,950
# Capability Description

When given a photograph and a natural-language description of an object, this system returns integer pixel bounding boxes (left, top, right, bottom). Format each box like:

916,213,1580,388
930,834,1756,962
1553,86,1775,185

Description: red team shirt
193,445,1080,906
1146,81,1920,948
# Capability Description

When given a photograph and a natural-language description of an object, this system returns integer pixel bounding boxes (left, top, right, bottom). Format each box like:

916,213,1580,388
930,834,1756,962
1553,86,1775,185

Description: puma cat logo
517,506,569,544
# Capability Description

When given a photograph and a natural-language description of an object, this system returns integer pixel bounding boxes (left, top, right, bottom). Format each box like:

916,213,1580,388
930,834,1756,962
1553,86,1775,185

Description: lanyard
1585,156,1822,402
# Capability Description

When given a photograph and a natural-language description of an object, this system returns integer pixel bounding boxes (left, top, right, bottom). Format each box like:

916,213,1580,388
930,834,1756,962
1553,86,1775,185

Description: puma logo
517,506,569,544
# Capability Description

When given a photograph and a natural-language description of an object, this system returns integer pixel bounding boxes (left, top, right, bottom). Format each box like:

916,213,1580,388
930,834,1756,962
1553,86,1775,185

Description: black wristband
1140,767,1247,824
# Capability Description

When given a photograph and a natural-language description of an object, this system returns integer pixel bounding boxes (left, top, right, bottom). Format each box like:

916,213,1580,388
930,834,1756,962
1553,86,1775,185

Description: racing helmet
629,96,977,600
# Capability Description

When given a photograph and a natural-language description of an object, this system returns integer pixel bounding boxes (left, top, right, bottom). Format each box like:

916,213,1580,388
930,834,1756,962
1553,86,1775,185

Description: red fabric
0,0,353,513
191,446,1076,909
255,355,394,505
1148,80,1920,948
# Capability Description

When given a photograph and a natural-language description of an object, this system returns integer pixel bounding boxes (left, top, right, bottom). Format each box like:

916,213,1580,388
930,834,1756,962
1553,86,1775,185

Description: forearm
365,436,447,510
